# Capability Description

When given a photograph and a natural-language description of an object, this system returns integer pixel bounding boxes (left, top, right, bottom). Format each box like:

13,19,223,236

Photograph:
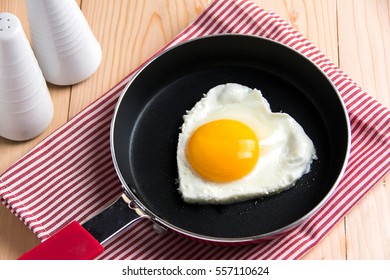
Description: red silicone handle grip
18,221,104,260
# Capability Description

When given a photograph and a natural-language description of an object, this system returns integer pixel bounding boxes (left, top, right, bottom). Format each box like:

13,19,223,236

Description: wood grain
0,0,389,260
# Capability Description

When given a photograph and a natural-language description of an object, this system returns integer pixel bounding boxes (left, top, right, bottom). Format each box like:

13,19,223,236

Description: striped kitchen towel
1,0,389,259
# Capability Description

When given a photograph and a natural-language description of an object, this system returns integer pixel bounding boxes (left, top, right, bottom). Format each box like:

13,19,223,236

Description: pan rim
110,34,351,243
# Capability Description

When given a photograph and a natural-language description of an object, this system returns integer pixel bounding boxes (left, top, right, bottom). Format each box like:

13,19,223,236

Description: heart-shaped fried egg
177,83,316,204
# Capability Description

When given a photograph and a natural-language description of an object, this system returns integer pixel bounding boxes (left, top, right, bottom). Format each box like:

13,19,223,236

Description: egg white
177,83,317,204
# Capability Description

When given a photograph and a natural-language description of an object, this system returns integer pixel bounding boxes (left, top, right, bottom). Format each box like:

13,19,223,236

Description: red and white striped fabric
1,0,389,259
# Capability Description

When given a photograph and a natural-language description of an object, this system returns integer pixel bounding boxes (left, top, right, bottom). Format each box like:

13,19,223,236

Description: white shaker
25,0,102,86
0,12,53,141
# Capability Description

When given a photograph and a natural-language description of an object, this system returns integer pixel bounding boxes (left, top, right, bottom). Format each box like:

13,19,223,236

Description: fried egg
176,83,316,204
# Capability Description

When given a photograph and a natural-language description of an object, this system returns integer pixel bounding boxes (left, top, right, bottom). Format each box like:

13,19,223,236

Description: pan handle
18,195,145,260
18,221,104,260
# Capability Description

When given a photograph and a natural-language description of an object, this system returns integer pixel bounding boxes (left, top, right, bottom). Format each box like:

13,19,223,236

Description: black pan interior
112,35,349,239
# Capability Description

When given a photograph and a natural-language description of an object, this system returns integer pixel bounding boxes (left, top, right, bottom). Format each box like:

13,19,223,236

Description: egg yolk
185,119,259,183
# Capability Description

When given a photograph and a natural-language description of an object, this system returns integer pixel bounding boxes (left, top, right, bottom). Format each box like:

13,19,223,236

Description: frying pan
19,34,351,259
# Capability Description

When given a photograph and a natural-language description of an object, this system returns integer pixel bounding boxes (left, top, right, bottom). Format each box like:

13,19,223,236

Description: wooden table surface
0,0,389,260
